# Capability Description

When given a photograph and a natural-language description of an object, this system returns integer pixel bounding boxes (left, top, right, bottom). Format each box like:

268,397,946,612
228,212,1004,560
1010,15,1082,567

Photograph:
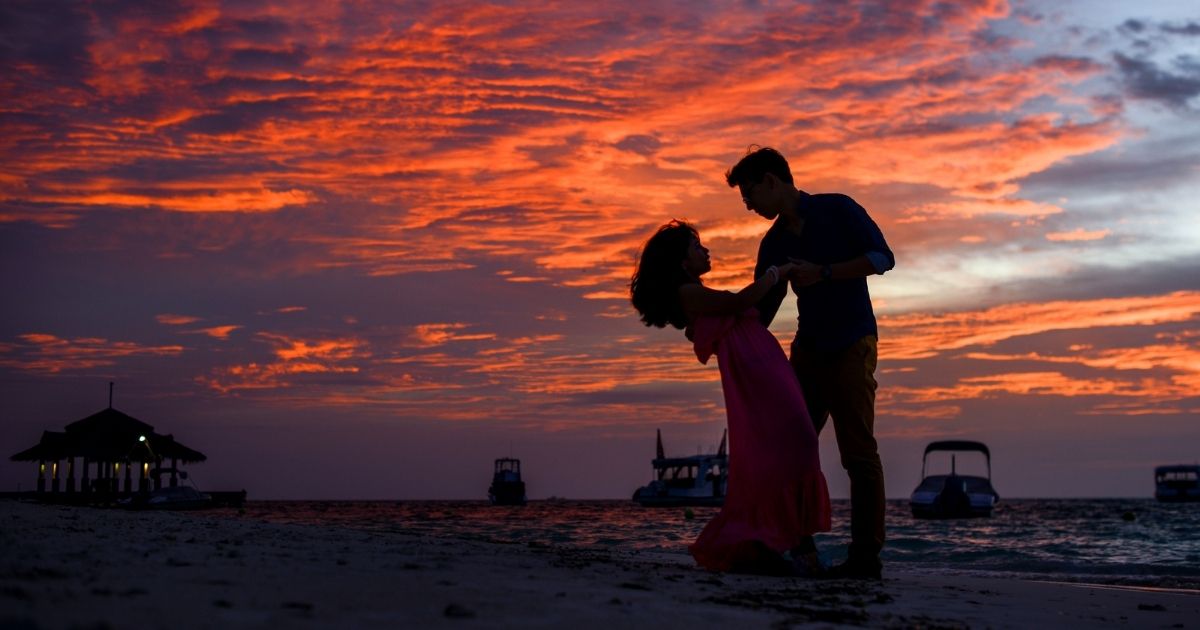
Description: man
726,146,894,579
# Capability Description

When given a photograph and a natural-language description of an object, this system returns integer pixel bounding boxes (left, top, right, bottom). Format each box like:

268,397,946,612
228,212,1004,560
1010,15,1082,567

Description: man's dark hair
725,146,794,189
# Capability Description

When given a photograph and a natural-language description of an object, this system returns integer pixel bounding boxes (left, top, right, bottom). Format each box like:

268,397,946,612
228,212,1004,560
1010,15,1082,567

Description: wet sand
2,500,1197,629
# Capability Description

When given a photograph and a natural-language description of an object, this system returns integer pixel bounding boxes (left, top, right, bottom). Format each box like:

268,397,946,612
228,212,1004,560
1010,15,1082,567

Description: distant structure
1155,465,1200,502
9,383,206,501
631,429,728,507
488,458,527,506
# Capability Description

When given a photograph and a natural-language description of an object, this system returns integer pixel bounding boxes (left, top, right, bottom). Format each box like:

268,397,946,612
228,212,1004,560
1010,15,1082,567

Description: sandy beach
1,500,1197,629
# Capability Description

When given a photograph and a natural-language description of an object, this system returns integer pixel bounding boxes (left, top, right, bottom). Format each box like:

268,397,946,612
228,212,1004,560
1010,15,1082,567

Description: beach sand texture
2,501,1197,629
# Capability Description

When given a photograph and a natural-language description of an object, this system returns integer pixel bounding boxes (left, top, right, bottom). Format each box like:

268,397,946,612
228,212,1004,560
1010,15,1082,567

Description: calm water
208,499,1200,589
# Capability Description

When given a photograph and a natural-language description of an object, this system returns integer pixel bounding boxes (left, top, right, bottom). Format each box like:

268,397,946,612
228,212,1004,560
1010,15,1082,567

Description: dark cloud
518,133,586,169
1019,134,1200,192
1161,22,1200,36
174,96,320,135
0,0,93,84
222,17,297,41
227,47,311,73
199,76,339,100
1119,19,1147,34
1001,255,1200,309
1032,55,1105,74
60,155,275,186
614,135,662,156
1113,53,1200,109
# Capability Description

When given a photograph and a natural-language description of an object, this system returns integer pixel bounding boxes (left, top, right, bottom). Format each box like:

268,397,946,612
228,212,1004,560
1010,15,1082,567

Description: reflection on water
207,498,1200,588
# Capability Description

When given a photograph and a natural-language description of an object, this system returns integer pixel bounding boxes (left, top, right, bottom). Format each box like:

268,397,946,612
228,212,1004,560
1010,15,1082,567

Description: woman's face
682,236,711,278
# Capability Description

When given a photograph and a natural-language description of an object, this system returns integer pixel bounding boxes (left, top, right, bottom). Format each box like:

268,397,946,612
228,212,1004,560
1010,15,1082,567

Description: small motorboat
910,440,999,519
632,429,728,507
488,458,526,505
118,486,213,510
1155,465,1200,502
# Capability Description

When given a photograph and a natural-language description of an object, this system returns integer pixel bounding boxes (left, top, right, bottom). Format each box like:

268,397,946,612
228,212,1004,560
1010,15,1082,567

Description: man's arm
843,196,894,273
788,255,884,286
754,233,788,326
787,197,894,286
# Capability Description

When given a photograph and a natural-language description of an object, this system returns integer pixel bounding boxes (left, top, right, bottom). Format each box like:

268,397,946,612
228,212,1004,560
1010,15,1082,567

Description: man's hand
787,258,822,287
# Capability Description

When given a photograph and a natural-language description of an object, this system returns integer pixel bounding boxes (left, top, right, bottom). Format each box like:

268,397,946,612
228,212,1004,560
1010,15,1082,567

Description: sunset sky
2,0,1198,500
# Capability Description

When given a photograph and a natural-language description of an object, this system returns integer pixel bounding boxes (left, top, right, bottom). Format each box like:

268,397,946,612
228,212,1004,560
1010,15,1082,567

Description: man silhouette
726,147,894,579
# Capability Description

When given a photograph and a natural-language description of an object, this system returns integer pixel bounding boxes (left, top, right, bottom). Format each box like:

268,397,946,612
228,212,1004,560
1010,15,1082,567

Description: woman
630,220,830,576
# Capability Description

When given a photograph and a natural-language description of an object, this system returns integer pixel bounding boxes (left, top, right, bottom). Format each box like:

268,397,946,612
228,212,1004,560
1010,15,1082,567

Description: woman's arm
678,263,794,320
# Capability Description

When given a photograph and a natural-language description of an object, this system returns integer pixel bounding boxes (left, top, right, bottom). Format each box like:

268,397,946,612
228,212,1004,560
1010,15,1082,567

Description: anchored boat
118,485,213,510
632,429,727,507
488,458,526,506
910,440,1000,519
1155,465,1200,502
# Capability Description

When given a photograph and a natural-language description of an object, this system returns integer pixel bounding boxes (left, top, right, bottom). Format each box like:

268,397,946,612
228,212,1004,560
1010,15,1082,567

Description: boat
118,486,213,510
488,458,526,505
910,440,1000,519
1155,465,1200,502
632,429,727,507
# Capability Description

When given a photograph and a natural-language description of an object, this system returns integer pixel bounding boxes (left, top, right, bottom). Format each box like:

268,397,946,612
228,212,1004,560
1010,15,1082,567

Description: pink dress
688,309,831,571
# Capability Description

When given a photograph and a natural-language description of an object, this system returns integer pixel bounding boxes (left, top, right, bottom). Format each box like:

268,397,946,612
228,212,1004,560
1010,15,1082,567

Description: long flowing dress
688,309,831,572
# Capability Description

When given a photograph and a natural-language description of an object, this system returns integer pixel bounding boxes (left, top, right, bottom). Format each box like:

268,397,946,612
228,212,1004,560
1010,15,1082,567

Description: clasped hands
777,258,822,287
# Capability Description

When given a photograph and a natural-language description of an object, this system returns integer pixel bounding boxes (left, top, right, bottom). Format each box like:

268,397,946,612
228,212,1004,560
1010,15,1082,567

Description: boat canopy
923,441,990,457
493,458,521,474
1155,464,1200,474
921,440,991,479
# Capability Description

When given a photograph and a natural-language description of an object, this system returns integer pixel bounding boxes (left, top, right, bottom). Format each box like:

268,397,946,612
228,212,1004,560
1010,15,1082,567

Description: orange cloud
1046,228,1111,242
0,334,184,373
156,314,202,325
187,325,242,340
30,187,316,214
0,0,1129,312
257,333,366,362
880,291,1200,360
876,291,1200,419
201,332,369,393
409,323,497,348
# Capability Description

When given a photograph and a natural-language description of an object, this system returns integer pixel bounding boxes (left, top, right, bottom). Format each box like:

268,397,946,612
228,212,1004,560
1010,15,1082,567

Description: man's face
739,175,777,220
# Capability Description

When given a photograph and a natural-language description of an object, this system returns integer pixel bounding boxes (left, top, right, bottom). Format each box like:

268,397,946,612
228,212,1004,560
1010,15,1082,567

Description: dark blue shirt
755,191,894,353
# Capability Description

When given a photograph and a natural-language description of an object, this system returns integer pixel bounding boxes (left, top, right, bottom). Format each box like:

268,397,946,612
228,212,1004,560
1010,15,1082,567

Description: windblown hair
630,220,698,330
725,146,794,189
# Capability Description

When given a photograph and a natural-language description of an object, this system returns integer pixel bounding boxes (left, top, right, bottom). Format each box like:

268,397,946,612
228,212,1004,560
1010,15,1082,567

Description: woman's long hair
630,220,698,330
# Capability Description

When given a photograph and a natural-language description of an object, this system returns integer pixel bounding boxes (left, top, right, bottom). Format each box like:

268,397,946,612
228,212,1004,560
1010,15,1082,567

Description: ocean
208,499,1200,589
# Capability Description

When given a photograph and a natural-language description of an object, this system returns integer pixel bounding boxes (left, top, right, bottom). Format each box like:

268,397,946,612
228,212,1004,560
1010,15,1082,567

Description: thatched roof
10,407,207,463
10,431,71,461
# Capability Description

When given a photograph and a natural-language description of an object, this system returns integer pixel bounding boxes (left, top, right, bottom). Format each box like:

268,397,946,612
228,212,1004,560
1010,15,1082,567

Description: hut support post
81,457,89,495
51,461,60,493
37,460,45,493
170,457,178,487
139,461,148,493
66,457,75,493
123,461,132,494
154,457,163,491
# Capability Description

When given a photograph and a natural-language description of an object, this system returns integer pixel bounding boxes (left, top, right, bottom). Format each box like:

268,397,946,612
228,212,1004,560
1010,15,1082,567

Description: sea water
211,499,1200,589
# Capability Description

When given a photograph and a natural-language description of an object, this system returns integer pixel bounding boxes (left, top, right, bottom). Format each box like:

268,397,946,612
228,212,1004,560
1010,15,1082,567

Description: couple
630,147,894,579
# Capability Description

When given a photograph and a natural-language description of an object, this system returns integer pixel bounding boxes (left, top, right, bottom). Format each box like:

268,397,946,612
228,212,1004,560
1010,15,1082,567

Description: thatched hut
10,402,206,498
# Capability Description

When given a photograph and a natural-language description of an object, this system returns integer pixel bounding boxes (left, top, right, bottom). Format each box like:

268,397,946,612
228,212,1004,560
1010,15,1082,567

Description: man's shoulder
808,192,860,209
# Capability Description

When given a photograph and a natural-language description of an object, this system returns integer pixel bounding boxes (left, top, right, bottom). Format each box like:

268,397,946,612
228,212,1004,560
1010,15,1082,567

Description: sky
1,0,1198,500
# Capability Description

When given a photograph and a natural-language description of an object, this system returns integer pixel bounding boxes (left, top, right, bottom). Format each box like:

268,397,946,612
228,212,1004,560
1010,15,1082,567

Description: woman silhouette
631,220,831,575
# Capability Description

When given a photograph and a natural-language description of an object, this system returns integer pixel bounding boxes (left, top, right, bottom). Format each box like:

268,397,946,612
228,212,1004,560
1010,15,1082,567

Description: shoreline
3,500,1198,629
